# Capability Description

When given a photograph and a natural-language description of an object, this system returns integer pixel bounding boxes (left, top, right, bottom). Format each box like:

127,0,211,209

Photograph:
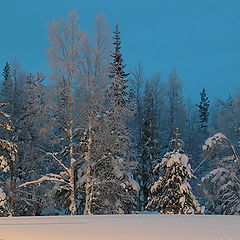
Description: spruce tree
107,24,129,107
197,88,210,135
87,24,139,214
139,81,159,209
146,129,204,214
1,62,13,114
105,24,132,159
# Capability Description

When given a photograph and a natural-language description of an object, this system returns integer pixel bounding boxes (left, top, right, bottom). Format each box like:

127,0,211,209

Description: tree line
0,11,239,216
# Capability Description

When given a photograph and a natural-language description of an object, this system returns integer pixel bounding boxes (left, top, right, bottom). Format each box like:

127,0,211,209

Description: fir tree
146,128,204,214
197,88,210,135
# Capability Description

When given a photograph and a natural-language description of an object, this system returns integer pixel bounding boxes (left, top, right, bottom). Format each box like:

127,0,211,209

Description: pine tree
197,88,210,135
146,129,204,214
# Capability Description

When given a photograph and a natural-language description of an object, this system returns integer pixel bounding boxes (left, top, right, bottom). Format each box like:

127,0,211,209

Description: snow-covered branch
18,176,69,188
36,147,70,175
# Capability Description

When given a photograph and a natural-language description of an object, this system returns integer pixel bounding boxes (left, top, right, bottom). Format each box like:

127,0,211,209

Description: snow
0,155,10,173
0,187,6,206
165,152,189,168
180,182,190,193
0,214,239,240
201,168,226,182
113,165,123,179
181,153,189,166
125,177,140,193
202,133,227,151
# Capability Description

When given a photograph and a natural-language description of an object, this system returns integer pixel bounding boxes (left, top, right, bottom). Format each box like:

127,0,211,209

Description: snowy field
0,214,239,240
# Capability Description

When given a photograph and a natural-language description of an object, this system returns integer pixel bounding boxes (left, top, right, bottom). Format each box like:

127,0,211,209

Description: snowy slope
0,214,239,240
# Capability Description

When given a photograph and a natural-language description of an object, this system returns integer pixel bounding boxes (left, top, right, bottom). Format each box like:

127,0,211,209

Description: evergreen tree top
199,88,210,108
113,25,121,51
169,128,184,153
197,88,210,133
2,62,11,81
110,25,129,80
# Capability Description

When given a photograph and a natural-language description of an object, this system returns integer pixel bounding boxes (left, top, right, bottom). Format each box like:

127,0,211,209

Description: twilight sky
0,0,239,102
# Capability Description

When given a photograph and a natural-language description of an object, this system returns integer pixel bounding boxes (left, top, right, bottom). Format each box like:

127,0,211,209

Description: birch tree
47,11,86,215
20,11,86,215
76,14,111,215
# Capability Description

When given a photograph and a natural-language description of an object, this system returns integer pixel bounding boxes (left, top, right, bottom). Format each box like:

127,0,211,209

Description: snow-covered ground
0,214,239,240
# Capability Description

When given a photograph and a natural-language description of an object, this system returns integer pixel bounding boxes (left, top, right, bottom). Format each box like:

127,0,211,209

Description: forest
0,11,239,217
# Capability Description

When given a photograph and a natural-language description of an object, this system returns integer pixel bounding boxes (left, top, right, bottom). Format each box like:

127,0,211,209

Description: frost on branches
0,187,8,216
201,133,240,215
147,128,204,214
0,103,17,216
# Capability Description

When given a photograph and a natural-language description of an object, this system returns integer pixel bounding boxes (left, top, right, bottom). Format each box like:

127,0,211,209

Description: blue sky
0,0,239,102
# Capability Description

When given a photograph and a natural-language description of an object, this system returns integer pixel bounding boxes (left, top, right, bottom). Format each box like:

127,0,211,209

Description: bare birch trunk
84,120,93,215
68,81,76,215
84,76,95,215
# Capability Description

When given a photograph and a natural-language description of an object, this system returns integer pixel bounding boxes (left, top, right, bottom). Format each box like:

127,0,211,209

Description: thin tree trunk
84,105,95,215
84,38,100,215
9,155,16,215
68,80,76,215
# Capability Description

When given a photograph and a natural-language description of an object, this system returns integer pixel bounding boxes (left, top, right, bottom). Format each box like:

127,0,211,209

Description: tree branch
18,175,70,188
36,147,70,175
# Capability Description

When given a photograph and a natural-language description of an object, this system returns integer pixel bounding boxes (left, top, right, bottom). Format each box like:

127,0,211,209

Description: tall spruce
197,88,210,135
105,24,131,159
90,24,139,214
107,24,129,107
